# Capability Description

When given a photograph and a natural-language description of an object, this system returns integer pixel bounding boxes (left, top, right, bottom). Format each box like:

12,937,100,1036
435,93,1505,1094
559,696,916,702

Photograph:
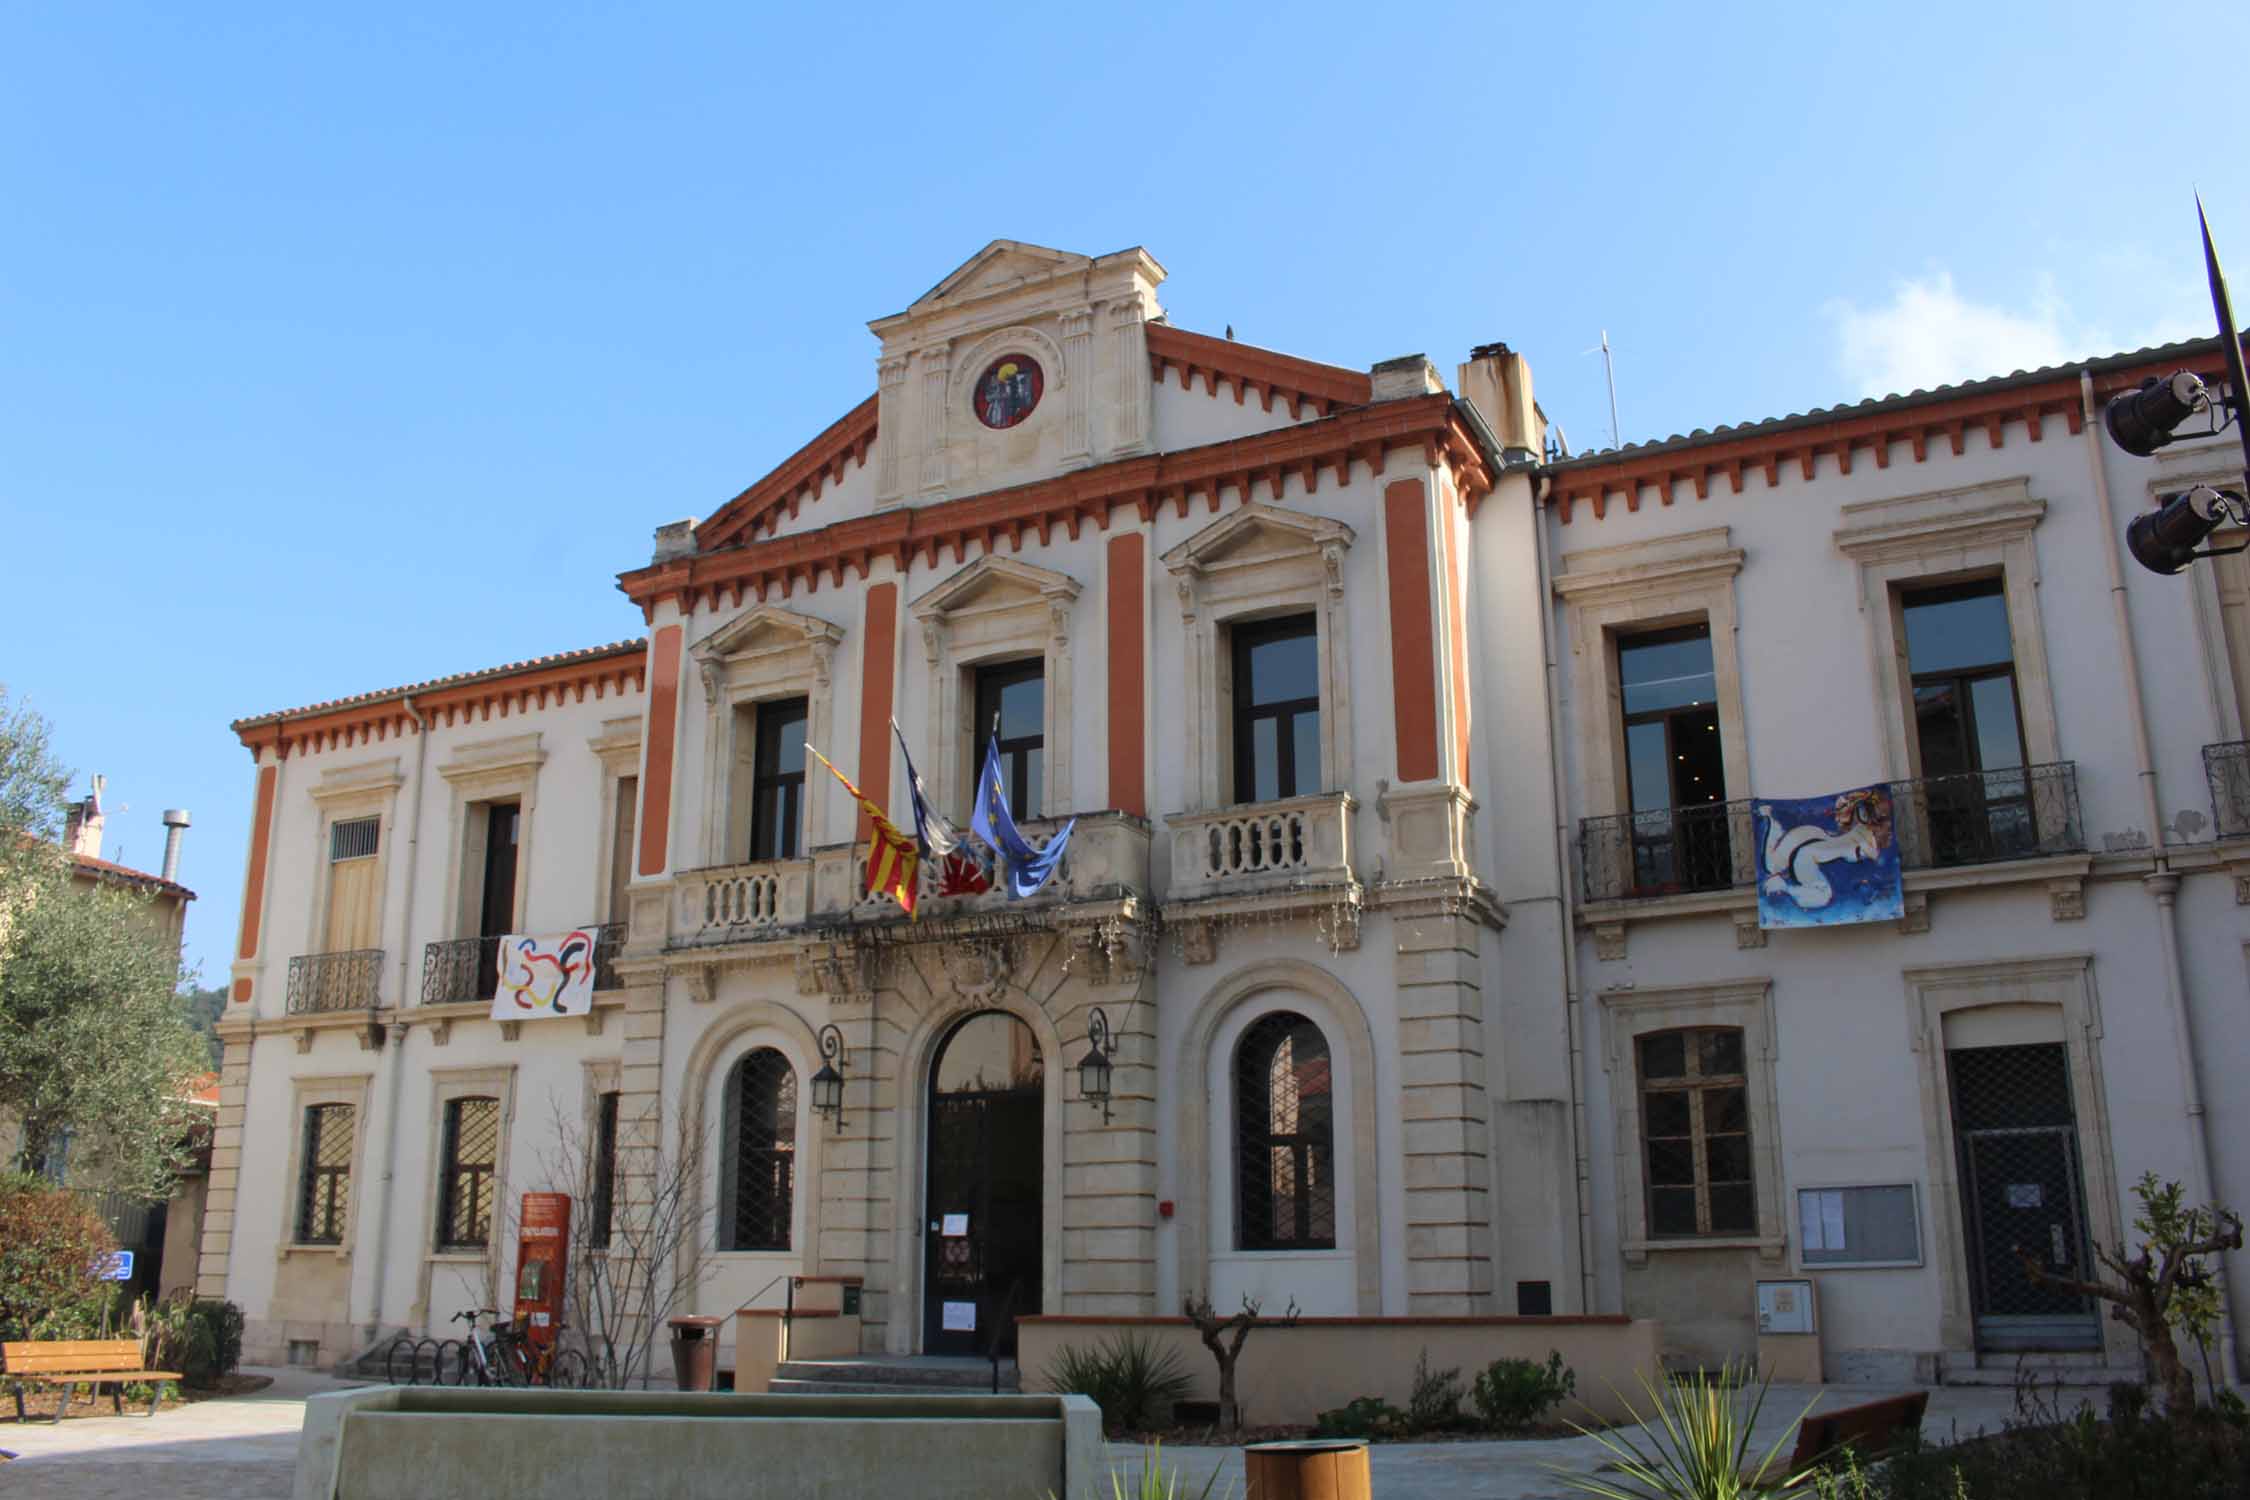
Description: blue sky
4,3,2244,985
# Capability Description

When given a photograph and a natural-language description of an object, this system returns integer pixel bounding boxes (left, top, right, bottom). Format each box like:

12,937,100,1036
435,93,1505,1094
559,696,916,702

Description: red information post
513,1192,572,1349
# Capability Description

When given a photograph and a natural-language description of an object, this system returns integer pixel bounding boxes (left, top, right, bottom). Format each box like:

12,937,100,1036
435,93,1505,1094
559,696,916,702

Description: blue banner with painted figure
1756,784,1902,929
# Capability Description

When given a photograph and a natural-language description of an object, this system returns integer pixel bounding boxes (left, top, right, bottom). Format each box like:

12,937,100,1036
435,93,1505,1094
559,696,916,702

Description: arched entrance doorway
923,1010,1043,1355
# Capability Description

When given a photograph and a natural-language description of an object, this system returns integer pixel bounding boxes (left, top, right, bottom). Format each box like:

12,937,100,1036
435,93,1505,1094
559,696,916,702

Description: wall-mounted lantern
1077,1006,1116,1125
811,1023,848,1129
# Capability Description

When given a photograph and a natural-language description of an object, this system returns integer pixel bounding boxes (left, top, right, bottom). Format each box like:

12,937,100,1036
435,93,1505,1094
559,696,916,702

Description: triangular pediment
911,555,1081,621
693,602,844,663
1162,503,1356,575
908,240,1096,312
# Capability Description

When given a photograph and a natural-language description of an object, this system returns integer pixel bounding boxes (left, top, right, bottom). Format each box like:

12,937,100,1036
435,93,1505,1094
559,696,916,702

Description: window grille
1234,1011,1336,1250
1638,1027,1755,1238
722,1050,796,1251
330,816,380,861
590,1091,619,1250
297,1104,355,1245
438,1096,499,1250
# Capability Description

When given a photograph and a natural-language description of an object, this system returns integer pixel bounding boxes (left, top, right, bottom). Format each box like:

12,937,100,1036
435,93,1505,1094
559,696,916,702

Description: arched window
720,1048,797,1251
1234,1012,1335,1250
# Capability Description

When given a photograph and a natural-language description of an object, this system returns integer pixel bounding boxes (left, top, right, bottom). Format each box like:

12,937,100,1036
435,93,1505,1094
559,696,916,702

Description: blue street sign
97,1250,134,1281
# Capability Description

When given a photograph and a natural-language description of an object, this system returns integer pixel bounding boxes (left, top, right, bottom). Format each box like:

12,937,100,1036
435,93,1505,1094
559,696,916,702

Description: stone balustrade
675,859,812,940
1167,790,1357,897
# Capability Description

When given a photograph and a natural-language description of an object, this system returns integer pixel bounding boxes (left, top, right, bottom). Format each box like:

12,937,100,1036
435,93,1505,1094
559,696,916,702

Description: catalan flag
807,744,920,918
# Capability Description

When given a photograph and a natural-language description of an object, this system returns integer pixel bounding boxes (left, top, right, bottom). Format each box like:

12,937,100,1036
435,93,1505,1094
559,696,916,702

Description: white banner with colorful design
489,929,601,1021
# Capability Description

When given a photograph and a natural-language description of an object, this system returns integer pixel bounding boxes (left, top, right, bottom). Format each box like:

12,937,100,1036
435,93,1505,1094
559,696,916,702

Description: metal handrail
286,949,385,1014
421,922,628,1005
984,1277,1022,1394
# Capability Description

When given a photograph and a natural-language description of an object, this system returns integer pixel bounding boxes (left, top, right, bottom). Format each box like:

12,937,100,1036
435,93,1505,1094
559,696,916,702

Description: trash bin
1243,1440,1371,1500
668,1314,724,1391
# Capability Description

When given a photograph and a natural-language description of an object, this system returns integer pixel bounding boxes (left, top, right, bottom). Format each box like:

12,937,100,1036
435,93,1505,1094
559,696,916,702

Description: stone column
1059,308,1094,470
918,342,952,501
1389,898,1497,1313
876,353,910,505
1108,302,1150,458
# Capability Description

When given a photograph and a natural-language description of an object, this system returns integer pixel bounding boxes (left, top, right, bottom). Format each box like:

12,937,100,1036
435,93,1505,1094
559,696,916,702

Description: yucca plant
1043,1331,1195,1435
1047,1441,1237,1500
1550,1362,1821,1500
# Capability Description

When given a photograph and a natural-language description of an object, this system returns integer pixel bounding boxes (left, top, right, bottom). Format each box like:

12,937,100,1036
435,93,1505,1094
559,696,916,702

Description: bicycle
445,1307,587,1388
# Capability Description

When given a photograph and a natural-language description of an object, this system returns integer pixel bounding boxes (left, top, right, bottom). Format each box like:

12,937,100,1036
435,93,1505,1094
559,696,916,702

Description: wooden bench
1784,1389,1929,1474
1,1340,182,1423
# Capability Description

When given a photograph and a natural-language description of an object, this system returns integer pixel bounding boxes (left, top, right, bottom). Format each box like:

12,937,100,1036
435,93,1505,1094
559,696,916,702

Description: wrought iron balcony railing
421,923,628,1006
1889,762,2082,870
2204,741,2250,838
286,949,385,1014
1580,800,1756,903
1578,764,2083,904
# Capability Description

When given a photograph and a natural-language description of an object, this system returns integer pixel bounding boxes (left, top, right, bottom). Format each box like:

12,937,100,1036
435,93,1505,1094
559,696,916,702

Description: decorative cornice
694,393,881,551
618,395,1493,620
1546,345,2236,525
1145,323,1372,418
235,644,648,761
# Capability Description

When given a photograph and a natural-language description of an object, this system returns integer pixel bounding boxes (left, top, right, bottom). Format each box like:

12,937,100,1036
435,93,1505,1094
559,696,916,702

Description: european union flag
969,735,1074,898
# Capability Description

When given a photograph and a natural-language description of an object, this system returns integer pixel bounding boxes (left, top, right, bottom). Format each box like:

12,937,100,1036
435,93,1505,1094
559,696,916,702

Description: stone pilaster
1390,902,1497,1313
876,353,910,504
1059,308,1094,470
1108,302,1149,457
813,989,903,1349
194,1017,257,1297
917,342,952,500
1053,972,1158,1314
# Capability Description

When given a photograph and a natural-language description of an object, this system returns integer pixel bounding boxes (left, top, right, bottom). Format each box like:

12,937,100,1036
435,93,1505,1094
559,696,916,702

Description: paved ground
0,1371,2029,1499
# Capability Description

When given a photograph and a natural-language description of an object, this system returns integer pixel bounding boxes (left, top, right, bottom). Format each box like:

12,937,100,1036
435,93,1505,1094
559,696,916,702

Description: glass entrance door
923,1011,1043,1356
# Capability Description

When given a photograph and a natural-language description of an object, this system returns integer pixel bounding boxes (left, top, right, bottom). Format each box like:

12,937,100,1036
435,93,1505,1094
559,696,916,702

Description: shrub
1408,1347,1466,1432
0,1170,118,1341
186,1299,245,1384
1551,1361,1817,1499
1472,1349,1577,1430
1044,1330,1195,1435
1314,1395,1411,1441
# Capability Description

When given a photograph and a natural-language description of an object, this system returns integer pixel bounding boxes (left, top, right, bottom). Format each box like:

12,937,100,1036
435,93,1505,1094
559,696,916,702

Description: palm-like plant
1551,1362,1820,1500
1050,1441,1236,1500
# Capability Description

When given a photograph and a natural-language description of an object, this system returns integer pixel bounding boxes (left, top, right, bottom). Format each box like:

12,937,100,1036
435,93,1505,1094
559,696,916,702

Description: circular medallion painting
973,354,1044,429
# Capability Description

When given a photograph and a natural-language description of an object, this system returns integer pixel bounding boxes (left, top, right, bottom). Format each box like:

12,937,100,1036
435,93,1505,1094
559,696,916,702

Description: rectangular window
1230,614,1320,804
324,816,382,951
1616,623,1730,894
590,1091,619,1250
437,1096,500,1250
1638,1027,1755,1238
1901,579,2034,864
748,698,809,862
297,1104,355,1245
973,660,1045,819
607,776,638,922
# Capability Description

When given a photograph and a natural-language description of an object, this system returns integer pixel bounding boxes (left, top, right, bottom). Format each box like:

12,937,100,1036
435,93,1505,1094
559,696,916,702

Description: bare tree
1182,1292,1299,1431
2018,1172,2243,1414
481,1095,712,1389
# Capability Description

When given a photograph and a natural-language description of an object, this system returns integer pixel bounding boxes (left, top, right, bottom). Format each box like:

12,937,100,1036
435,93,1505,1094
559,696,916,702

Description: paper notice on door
942,1300,977,1332
941,1213,969,1238
2006,1183,2044,1209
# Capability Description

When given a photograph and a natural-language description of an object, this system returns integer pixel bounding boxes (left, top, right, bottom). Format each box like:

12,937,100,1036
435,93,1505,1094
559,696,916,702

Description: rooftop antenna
1582,330,1622,450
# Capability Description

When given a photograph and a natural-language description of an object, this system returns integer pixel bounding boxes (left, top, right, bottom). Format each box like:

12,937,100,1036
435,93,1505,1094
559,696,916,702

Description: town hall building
199,240,2250,1390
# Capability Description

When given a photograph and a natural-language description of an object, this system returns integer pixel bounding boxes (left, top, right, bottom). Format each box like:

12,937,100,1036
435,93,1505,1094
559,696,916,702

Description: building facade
203,240,2249,1385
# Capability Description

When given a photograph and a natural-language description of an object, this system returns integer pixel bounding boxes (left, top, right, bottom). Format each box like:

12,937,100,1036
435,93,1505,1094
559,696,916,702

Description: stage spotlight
2126,485,2244,575
2105,371,2211,457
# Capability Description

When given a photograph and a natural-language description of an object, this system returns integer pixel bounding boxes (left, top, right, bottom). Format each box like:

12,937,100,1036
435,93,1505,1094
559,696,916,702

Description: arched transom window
721,1048,797,1251
1234,1011,1336,1250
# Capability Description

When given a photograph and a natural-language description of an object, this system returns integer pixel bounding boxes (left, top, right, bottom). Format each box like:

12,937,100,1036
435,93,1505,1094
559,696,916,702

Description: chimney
63,774,106,860
161,809,192,884
1369,354,1444,403
1458,342,1542,463
652,518,699,564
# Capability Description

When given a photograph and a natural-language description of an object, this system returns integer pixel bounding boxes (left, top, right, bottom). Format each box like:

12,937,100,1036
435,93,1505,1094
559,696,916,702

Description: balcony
674,858,814,943
1891,763,2082,870
1167,791,1357,900
2205,741,2250,838
1580,800,1755,903
420,923,628,1006
286,949,385,1015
